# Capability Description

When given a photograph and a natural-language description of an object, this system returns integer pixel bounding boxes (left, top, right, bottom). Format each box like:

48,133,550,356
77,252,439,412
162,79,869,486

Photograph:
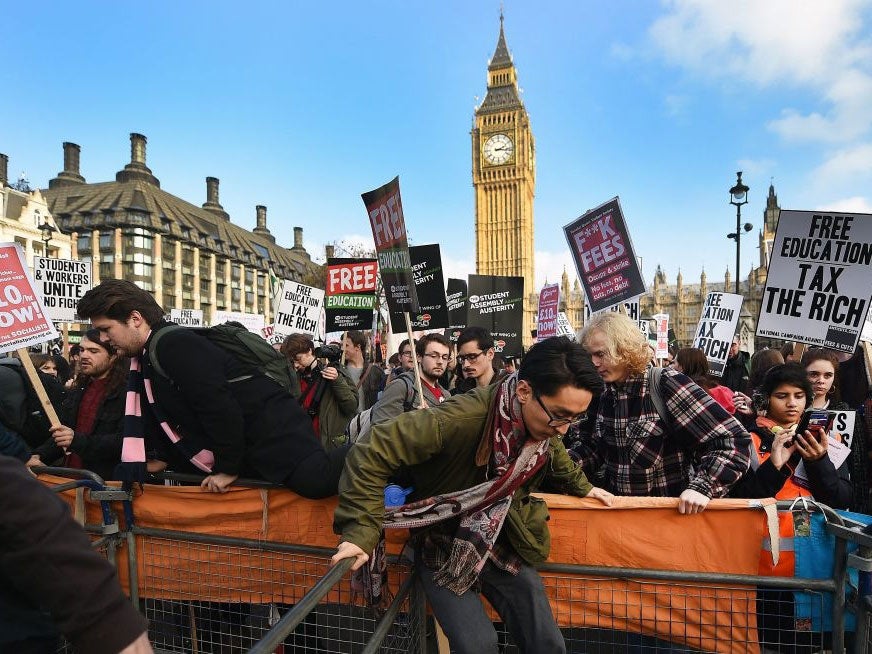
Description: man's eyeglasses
423,352,452,362
534,392,587,428
456,351,484,364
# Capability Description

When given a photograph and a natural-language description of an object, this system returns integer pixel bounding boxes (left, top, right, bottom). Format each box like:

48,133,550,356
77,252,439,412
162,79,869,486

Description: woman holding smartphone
730,362,851,509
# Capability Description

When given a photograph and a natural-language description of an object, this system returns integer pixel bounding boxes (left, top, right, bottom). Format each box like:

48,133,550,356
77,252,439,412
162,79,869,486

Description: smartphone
787,409,831,446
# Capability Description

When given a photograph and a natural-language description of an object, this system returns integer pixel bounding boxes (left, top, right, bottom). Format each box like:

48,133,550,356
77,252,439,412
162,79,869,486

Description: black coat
144,323,322,484
34,379,125,481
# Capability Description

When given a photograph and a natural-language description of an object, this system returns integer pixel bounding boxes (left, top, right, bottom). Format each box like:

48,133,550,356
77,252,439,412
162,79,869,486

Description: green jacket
312,364,359,449
334,384,594,564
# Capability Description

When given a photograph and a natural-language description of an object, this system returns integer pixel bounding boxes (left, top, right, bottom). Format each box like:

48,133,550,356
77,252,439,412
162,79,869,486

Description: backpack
0,357,66,448
344,375,417,443
148,322,300,398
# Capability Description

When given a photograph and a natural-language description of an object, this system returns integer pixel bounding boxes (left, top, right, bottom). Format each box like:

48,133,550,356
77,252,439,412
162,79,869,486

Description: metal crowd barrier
39,468,872,653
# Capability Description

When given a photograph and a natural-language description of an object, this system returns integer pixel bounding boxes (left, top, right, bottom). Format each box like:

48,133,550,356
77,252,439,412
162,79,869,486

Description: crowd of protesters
2,279,872,652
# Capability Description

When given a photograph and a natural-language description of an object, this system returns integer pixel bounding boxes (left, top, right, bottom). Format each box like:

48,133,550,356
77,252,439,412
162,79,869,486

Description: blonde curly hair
580,311,650,377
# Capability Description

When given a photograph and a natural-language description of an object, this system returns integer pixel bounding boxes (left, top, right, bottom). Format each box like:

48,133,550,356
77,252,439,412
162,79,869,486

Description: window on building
199,258,211,280
231,265,241,281
252,243,270,260
200,279,211,297
215,259,226,279
99,263,113,279
163,293,176,310
99,231,113,250
77,234,92,254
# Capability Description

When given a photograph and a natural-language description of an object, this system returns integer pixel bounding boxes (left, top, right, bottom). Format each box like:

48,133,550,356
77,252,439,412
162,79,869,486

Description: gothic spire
489,12,512,70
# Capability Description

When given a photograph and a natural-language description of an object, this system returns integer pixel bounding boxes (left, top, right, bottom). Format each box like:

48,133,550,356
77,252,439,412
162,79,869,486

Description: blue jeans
418,559,566,654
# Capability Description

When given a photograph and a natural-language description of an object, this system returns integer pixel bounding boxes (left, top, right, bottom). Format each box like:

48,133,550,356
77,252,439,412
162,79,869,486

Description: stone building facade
41,134,319,326
0,153,72,263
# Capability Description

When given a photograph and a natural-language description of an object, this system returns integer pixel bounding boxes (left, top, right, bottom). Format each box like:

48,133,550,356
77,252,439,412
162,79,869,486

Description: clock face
483,133,514,165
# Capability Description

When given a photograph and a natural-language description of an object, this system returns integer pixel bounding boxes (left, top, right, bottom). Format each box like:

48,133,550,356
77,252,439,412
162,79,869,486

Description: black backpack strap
400,374,418,412
647,366,671,430
146,325,184,381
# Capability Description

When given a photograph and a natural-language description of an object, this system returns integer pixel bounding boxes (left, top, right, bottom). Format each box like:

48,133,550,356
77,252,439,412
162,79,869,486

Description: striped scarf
359,372,550,602
117,349,215,488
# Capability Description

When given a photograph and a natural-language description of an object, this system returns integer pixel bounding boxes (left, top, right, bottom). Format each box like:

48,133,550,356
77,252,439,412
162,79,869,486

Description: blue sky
3,1,872,292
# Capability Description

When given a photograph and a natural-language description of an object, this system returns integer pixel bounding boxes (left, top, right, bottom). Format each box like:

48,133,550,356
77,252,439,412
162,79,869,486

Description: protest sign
260,325,286,348
388,244,449,332
170,308,204,327
537,283,560,340
273,280,324,338
691,292,743,376
325,258,377,332
467,275,524,357
756,210,872,353
584,298,641,326
862,306,872,344
556,312,577,340
32,256,91,323
361,176,419,317
0,243,59,353
564,197,645,313
445,278,468,343
654,313,669,359
212,310,265,333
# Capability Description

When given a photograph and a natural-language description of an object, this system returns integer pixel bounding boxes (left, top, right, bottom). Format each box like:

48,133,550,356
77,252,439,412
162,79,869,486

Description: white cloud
816,196,872,213
649,0,872,145
812,142,872,183
535,249,578,291
440,253,474,285
736,158,775,179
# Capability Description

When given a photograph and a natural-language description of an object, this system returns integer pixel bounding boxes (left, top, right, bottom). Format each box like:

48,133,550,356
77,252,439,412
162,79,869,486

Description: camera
313,344,342,362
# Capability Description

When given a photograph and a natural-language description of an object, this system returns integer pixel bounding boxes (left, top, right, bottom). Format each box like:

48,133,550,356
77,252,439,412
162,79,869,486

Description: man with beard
28,329,128,481
370,334,452,426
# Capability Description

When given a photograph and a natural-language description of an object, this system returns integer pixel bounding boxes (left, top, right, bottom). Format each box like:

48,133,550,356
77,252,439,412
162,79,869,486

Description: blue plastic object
384,484,414,507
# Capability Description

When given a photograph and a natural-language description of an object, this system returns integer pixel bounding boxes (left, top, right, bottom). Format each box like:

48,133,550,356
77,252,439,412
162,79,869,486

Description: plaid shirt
571,368,750,498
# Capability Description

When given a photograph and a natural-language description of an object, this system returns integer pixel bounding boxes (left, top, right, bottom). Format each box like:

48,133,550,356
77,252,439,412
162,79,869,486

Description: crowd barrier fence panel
37,471,872,653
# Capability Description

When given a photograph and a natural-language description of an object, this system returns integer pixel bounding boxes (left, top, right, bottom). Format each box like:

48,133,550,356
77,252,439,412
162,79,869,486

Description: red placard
326,260,378,294
537,283,560,340
0,243,58,353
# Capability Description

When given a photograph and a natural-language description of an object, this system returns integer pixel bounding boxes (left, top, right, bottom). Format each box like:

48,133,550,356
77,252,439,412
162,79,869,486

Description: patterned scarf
117,348,215,488
358,372,550,602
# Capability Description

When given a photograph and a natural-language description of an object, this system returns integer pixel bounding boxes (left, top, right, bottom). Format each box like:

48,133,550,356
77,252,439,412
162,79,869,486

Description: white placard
272,280,324,338
212,310,265,333
170,308,204,327
32,256,91,323
691,292,744,377
584,297,641,326
756,209,872,353
555,312,577,340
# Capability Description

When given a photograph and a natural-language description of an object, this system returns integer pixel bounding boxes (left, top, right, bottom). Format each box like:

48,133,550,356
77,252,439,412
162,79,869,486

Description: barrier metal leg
412,575,428,654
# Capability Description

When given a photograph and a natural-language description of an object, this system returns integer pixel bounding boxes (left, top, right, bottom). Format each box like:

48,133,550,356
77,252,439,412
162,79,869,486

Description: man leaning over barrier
76,280,349,498
331,336,614,654
572,311,751,513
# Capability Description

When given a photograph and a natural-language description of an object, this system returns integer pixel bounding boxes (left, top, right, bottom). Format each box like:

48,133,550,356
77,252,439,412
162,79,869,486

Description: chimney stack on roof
202,176,229,220
253,204,275,242
292,226,304,250
116,132,160,186
0,153,7,188
325,244,335,260
48,142,87,189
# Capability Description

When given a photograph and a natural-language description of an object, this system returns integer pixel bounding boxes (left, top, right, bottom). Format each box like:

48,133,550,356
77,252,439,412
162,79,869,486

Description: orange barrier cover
45,477,768,653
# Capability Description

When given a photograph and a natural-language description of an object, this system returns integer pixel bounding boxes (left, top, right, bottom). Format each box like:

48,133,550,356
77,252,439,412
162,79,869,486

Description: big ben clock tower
472,15,536,345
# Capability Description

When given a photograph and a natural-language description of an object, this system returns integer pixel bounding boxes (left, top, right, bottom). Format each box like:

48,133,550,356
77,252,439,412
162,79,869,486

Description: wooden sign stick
17,347,60,427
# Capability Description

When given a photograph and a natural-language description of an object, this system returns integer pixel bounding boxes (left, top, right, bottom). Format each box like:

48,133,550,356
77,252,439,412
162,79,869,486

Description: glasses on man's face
456,351,484,364
534,392,587,428
423,352,452,362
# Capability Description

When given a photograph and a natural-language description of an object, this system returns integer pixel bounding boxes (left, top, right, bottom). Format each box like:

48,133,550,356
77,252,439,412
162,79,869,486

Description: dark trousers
284,444,350,499
418,559,566,654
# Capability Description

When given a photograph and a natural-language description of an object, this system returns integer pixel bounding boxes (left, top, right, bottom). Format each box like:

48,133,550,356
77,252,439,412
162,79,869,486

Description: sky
3,0,872,293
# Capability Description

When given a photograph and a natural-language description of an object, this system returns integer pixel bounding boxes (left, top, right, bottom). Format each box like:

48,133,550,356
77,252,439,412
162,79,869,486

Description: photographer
280,335,358,450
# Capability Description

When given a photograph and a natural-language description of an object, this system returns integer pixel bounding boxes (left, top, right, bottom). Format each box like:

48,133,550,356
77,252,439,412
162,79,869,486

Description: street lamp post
38,219,56,256
727,171,752,295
